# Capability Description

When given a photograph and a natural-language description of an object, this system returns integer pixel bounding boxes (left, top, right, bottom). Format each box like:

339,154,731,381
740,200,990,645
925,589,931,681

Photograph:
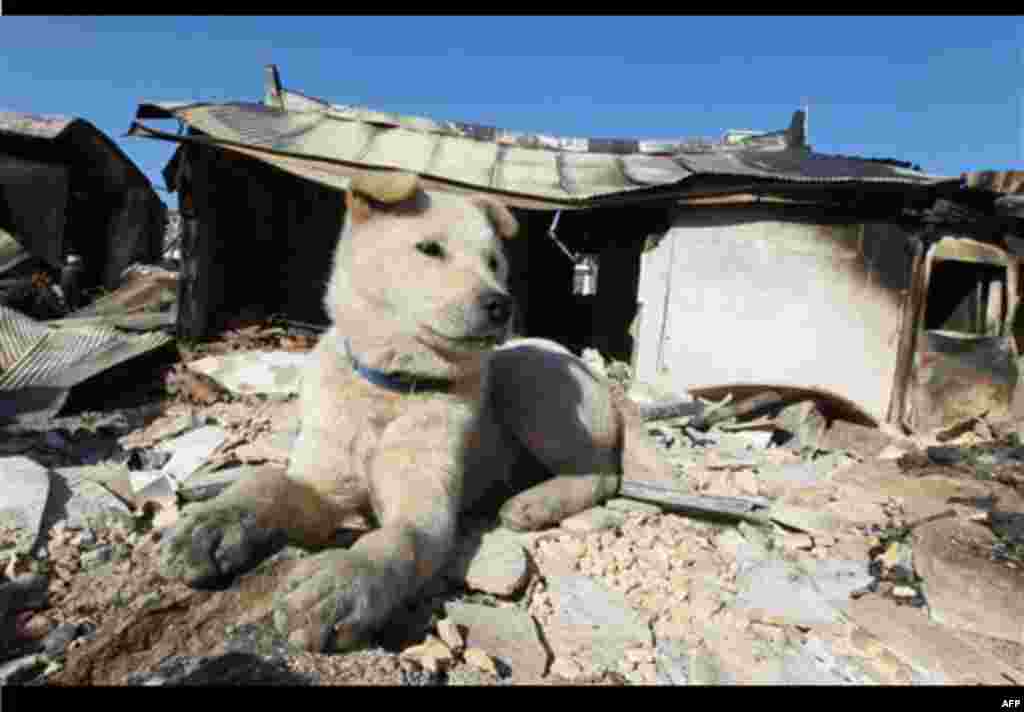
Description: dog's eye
416,240,445,259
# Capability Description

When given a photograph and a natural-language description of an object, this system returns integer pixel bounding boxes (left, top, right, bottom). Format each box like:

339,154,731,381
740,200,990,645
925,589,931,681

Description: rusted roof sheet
963,170,1024,194
129,67,957,209
963,170,1024,217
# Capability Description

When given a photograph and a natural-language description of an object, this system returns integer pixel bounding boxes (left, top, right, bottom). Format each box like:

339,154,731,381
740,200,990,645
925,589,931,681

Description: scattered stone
775,400,827,451
462,647,498,676
80,545,114,569
820,421,894,459
653,639,690,685
875,540,915,583
847,594,1022,684
912,518,1024,645
48,467,133,531
541,574,652,673
400,636,454,674
755,462,824,495
435,619,464,655
734,558,846,627
187,351,308,399
768,503,844,537
158,425,228,484
549,656,584,680
688,649,735,685
779,531,814,552
604,498,662,516
446,528,529,597
0,457,52,553
779,634,876,685
444,601,549,679
560,507,626,534
125,652,314,686
732,469,760,497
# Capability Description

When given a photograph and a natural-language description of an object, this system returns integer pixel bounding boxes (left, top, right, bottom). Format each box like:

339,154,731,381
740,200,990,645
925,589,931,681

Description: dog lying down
159,171,677,652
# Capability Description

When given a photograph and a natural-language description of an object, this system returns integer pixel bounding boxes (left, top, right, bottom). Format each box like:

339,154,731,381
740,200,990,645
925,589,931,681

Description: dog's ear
472,196,519,240
346,171,421,226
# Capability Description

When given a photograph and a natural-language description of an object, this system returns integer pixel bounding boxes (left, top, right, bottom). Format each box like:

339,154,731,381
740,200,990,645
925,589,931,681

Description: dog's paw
272,550,387,653
158,505,288,590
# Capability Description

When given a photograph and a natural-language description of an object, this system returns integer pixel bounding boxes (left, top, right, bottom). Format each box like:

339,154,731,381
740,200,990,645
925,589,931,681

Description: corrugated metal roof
963,170,1024,217
0,111,76,140
0,304,172,425
129,66,957,209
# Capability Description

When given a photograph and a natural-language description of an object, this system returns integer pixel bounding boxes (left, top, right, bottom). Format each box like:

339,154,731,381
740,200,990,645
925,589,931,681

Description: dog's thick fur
159,172,676,652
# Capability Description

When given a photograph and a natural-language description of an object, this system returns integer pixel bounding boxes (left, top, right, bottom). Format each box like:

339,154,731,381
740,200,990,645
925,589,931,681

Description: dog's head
326,171,519,361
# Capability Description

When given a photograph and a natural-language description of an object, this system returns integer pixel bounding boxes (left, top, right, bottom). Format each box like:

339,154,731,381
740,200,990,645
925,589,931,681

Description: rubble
443,601,549,680
0,457,52,553
4,328,1024,686
186,351,308,399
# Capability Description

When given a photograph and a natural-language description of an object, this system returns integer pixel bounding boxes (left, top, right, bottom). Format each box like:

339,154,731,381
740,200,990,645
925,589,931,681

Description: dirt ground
5,319,1024,686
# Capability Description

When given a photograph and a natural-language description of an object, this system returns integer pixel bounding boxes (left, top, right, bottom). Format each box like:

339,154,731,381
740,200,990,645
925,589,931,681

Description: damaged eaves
0,109,166,290
128,65,962,214
125,66,1024,435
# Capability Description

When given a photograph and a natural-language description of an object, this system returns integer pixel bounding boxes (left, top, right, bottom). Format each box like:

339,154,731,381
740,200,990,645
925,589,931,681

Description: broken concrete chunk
158,425,228,484
187,351,308,398
443,601,548,679
542,574,652,673
446,528,529,597
47,466,133,530
733,558,845,627
0,457,51,553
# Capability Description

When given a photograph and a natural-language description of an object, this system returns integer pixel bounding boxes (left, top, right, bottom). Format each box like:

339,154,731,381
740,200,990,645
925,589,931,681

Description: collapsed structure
129,65,1024,432
0,110,166,291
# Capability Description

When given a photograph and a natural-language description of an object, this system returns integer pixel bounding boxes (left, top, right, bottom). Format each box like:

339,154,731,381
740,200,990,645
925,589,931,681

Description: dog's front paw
158,505,288,590
272,550,390,653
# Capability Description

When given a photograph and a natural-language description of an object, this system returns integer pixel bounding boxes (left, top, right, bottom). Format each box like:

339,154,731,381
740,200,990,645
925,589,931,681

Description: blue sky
2,16,1022,207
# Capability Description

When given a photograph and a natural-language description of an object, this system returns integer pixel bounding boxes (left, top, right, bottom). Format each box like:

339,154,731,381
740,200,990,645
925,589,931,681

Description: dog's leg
273,415,460,652
499,472,619,531
490,341,678,531
159,465,347,589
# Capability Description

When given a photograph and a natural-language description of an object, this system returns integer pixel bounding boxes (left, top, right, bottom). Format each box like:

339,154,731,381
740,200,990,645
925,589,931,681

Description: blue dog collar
344,339,453,394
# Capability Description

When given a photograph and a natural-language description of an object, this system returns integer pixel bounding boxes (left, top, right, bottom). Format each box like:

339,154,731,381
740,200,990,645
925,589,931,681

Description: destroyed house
129,66,1024,432
0,110,166,292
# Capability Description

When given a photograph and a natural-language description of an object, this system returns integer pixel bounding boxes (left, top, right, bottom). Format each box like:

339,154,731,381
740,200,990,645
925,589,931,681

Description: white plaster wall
635,213,909,422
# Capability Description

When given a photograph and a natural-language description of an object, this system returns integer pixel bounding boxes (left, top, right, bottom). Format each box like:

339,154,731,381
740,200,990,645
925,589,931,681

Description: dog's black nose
482,292,513,327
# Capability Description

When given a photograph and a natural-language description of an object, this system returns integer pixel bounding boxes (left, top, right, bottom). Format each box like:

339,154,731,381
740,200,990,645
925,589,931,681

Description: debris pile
4,342,1024,686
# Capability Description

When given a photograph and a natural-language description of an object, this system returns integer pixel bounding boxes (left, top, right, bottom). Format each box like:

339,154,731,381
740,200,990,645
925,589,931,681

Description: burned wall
634,207,913,422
